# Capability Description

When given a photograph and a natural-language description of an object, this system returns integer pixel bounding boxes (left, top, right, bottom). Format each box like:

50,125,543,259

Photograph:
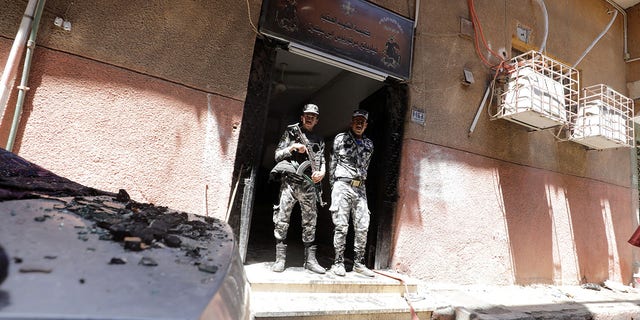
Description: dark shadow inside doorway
236,39,407,272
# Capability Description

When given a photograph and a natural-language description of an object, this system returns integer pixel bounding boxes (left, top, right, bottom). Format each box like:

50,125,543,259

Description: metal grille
570,84,635,149
495,51,580,130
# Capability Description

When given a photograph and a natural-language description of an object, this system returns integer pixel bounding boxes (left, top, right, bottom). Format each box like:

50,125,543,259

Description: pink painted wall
392,140,636,285
0,1,258,220
0,44,242,219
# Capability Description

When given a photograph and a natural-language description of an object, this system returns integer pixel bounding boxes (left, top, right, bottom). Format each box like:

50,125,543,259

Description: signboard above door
259,0,414,81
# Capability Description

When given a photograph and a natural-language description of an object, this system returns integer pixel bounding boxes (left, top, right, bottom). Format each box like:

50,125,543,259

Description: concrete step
245,262,419,294
251,292,432,320
246,262,437,319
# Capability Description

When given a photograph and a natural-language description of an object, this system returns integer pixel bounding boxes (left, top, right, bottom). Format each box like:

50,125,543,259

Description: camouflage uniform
273,123,325,244
329,129,374,269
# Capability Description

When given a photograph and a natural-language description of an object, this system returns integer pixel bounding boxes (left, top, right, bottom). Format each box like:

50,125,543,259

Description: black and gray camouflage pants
329,181,370,255
273,176,318,243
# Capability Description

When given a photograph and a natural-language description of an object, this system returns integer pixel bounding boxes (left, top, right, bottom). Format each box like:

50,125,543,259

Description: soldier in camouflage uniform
329,109,375,277
270,103,326,274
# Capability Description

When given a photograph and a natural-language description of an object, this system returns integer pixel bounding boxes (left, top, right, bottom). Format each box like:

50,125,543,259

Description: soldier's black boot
303,243,326,274
353,251,374,277
330,252,346,276
271,242,287,272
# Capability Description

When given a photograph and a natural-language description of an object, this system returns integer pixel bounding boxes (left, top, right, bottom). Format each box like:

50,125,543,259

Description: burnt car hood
0,148,249,319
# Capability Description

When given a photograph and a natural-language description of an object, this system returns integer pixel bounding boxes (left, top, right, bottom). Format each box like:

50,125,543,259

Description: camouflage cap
352,109,368,120
302,103,319,115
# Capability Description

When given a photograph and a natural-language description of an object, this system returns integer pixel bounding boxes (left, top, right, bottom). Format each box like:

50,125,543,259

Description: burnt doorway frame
227,37,277,260
359,82,407,269
228,38,408,268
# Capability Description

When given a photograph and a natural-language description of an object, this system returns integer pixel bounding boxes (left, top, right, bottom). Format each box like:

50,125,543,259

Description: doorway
231,38,407,271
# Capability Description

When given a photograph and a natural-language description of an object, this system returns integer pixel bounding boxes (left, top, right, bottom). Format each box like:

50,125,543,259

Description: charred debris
36,190,231,273
0,148,230,276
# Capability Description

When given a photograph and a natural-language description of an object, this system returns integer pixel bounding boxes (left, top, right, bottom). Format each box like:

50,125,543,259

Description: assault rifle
292,124,326,207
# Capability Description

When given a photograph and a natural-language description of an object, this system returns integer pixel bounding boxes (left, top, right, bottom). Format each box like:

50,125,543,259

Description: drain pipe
6,0,46,152
414,0,420,29
0,0,38,124
604,0,632,61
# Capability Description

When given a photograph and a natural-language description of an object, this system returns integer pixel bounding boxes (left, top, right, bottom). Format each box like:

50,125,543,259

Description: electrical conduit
603,0,630,61
0,0,38,131
573,9,618,68
535,0,548,53
6,0,46,152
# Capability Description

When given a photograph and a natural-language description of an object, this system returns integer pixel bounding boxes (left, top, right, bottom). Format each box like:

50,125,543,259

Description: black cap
352,109,368,120
303,103,319,115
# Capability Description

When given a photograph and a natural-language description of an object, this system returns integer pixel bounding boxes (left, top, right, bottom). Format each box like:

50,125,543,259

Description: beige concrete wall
390,0,639,285
0,0,259,218
1,0,637,286
627,4,640,100
0,0,259,99
408,0,631,185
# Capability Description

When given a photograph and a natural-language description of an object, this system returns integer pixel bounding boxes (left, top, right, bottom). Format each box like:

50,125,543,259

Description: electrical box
516,25,531,43
570,84,635,149
495,51,580,130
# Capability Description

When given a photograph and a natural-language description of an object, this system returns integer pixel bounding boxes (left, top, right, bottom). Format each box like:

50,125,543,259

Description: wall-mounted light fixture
288,42,389,82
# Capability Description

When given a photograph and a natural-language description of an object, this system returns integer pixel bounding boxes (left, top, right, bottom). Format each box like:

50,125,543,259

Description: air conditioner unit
495,51,579,130
570,84,635,149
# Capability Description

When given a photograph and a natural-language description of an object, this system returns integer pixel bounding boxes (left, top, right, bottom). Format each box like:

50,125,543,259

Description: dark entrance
228,37,407,271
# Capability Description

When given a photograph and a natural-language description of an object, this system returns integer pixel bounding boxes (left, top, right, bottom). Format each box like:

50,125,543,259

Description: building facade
1,0,639,286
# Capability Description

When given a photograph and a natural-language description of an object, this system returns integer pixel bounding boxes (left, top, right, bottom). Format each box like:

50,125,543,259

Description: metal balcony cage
569,84,635,149
494,51,580,131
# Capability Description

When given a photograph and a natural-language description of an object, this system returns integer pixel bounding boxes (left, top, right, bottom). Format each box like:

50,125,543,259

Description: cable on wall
534,0,548,53
468,0,507,69
245,0,262,37
573,9,618,68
